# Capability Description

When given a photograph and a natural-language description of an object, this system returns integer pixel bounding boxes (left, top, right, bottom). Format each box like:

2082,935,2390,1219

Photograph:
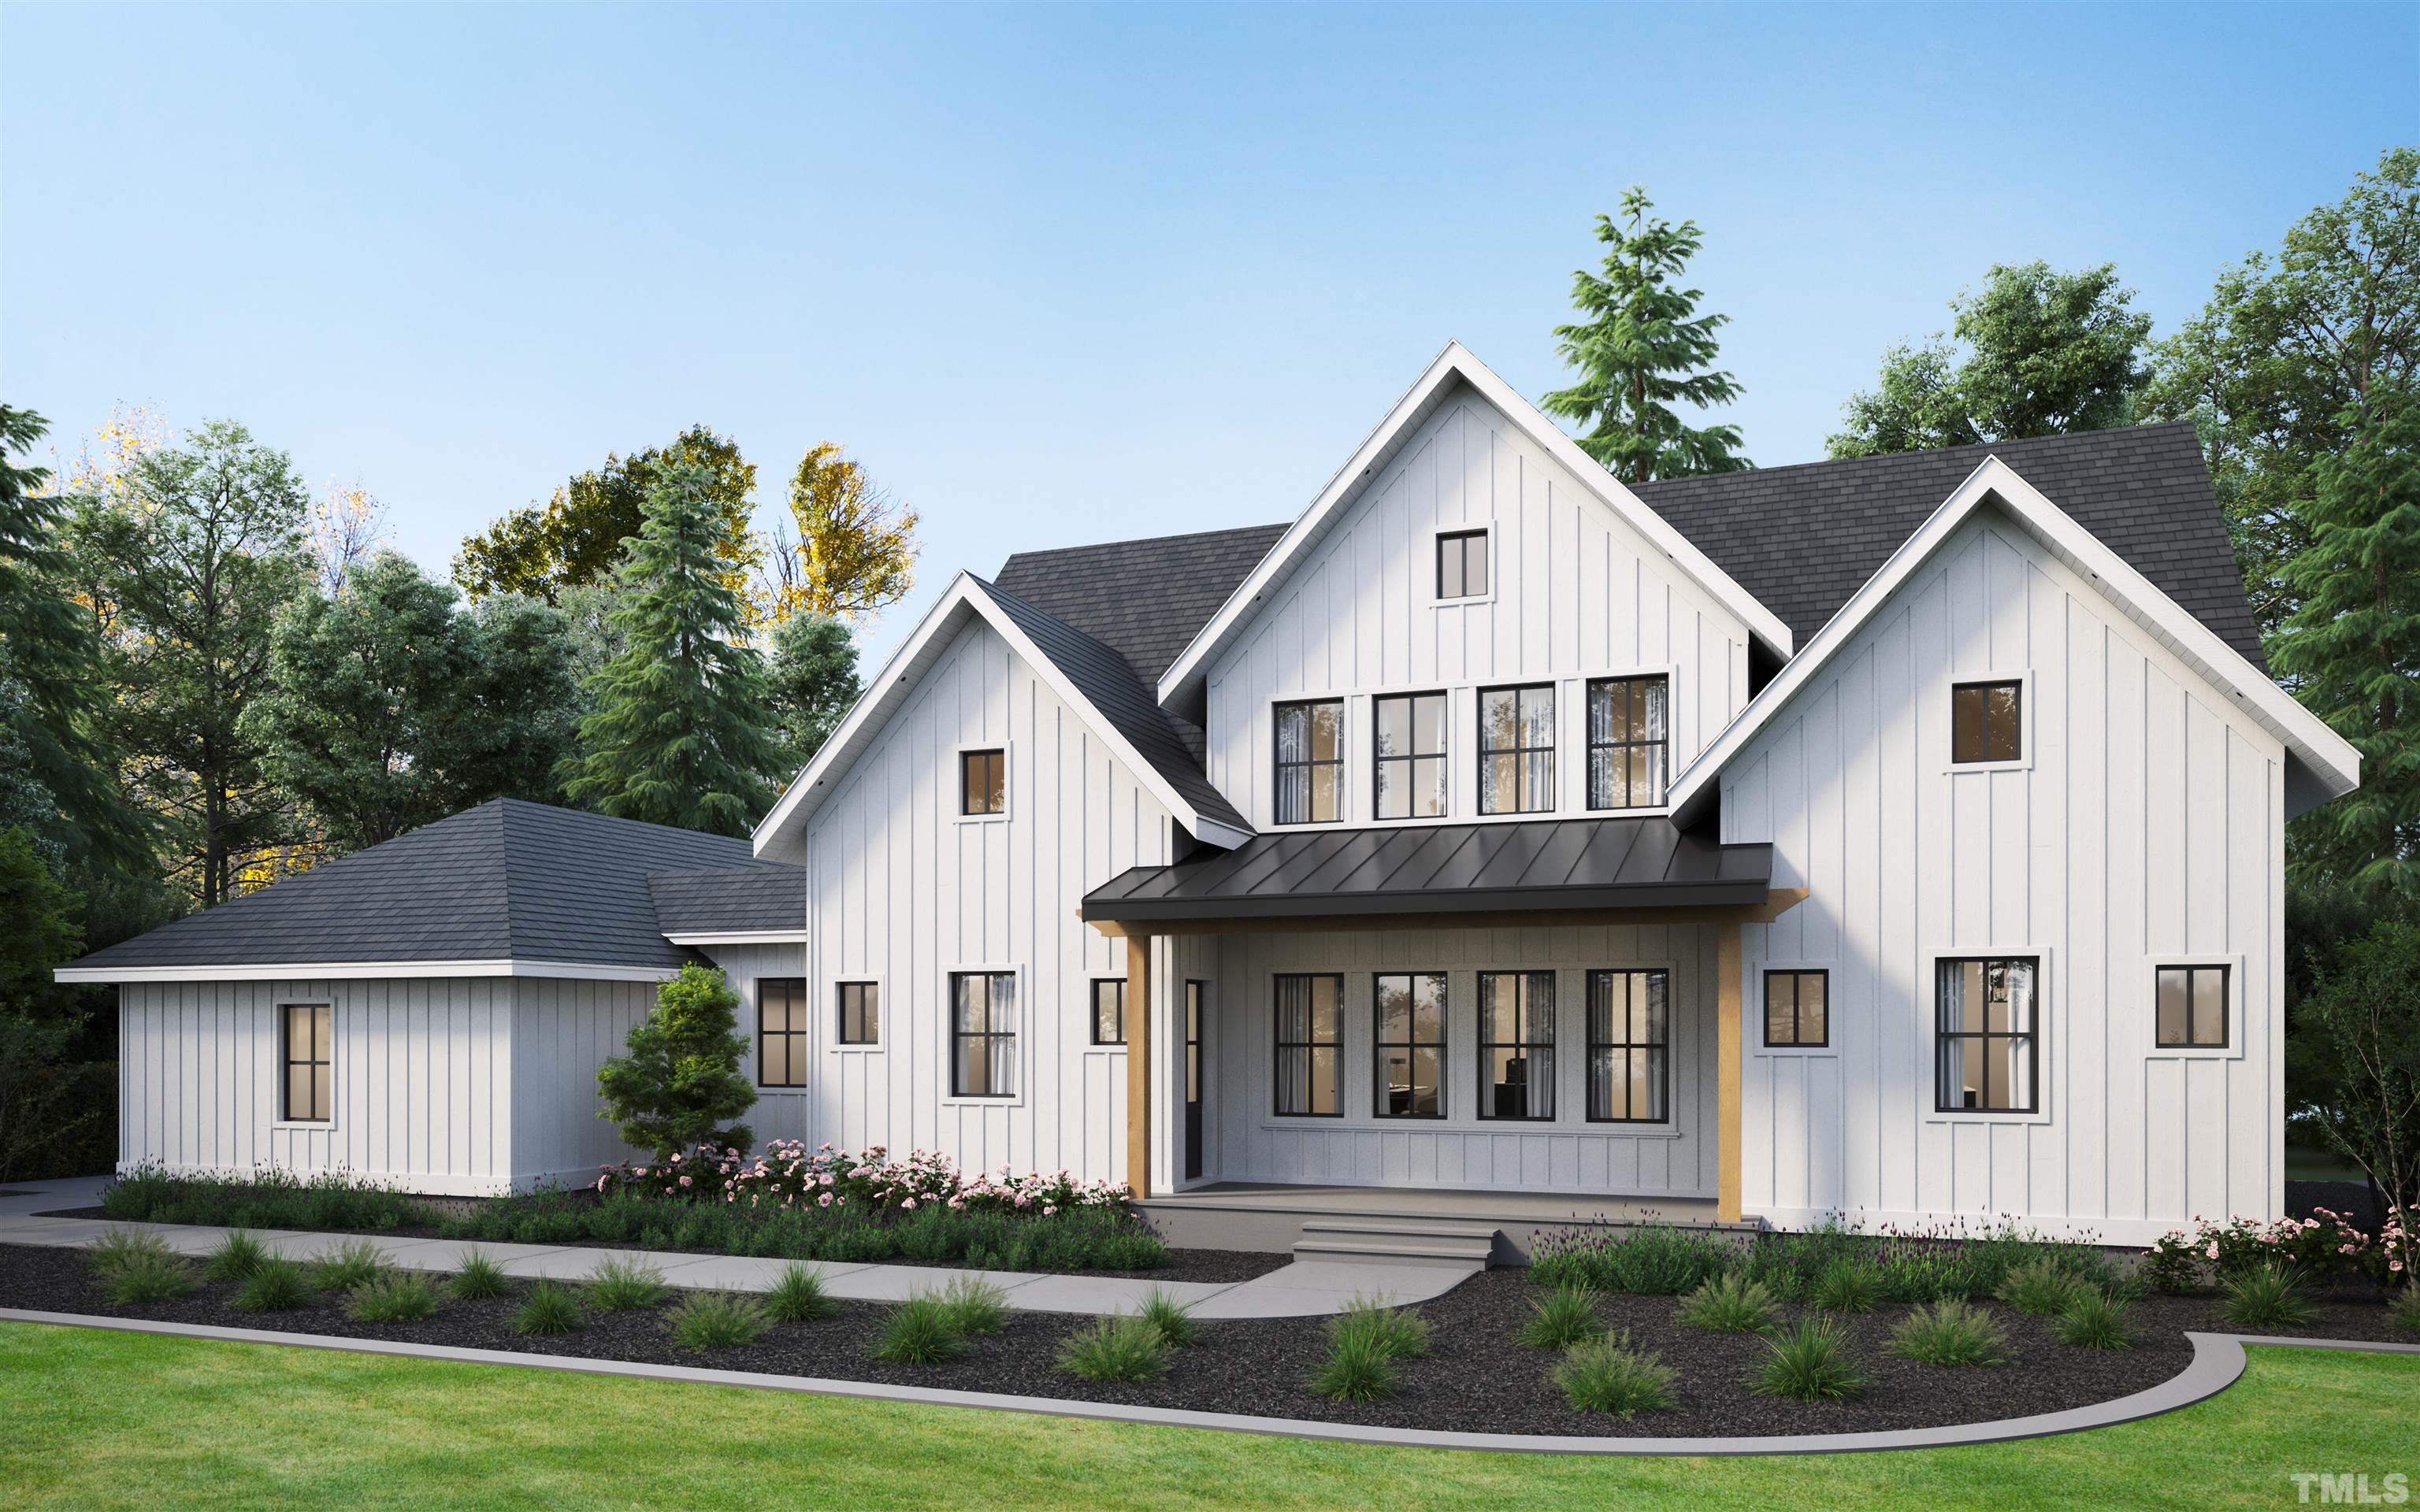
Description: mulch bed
7,1242,2407,1438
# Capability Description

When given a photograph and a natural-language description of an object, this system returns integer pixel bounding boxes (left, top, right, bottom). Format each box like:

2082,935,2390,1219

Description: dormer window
1274,700,1344,825
1436,528,1489,600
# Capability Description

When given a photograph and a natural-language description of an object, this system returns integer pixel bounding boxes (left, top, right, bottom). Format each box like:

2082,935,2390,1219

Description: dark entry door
1184,980,1205,1180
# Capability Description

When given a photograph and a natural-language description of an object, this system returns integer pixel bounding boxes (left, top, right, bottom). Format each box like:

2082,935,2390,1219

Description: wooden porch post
1717,918,1743,1224
1125,932,1152,1200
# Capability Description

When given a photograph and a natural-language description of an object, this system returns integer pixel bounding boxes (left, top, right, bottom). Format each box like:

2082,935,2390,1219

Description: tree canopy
763,611,862,770
753,442,919,626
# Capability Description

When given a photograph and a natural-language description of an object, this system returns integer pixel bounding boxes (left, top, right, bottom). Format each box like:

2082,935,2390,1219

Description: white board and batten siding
1723,510,2285,1245
1201,384,1755,832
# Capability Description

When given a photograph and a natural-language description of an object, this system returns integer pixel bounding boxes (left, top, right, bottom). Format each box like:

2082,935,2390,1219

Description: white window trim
1750,958,1839,1058
1431,521,1497,606
1082,974,1131,1056
1942,668,2036,775
1579,663,1682,815
1921,944,2055,1126
1266,691,1353,831
952,739,1012,825
2143,952,2248,1062
826,973,887,1059
269,999,340,1132
940,962,1026,1107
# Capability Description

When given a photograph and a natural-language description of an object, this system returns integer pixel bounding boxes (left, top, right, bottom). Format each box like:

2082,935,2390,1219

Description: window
282,1003,332,1122
1479,971,1555,1120
1951,681,2022,764
1273,973,1342,1116
1185,981,1204,1106
951,971,1017,1097
1587,676,1668,809
1936,957,2038,1112
1588,970,1668,1121
837,980,880,1047
1374,973,1446,1118
960,748,1006,815
1091,978,1127,1047
1479,684,1556,814
2156,965,2229,1048
1373,691,1448,820
1274,700,1344,824
759,978,811,1085
1437,528,1490,599
1764,969,1828,1048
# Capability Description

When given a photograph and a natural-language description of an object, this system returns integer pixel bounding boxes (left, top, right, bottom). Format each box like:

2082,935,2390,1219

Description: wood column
1717,919,1743,1224
1125,932,1152,1200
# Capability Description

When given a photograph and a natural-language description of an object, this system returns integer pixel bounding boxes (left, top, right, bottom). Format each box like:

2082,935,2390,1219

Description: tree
2299,917,2420,1274
305,480,388,597
1542,188,1750,484
593,962,756,1159
453,425,758,604
0,826,106,1182
2140,147,2420,644
753,443,919,626
763,612,862,769
1827,261,2152,458
560,461,788,836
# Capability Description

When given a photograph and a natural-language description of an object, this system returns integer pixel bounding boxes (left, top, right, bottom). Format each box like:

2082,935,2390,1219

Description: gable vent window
1951,681,2022,764
1373,691,1447,820
1587,676,1669,809
1437,528,1490,599
1274,699,1344,825
2156,965,2229,1049
960,748,1006,815
1479,684,1556,815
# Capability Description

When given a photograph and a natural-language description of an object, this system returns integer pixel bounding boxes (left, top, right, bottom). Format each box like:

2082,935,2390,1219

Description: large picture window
1373,691,1448,820
1374,972,1446,1118
1587,969,1668,1122
1479,970,1555,1120
1274,700,1344,825
2156,965,2229,1049
1091,978,1126,1046
1273,973,1342,1117
1951,681,2022,764
837,980,880,1046
1936,957,2037,1112
759,977,810,1086
282,1003,332,1123
952,971,1017,1098
1763,969,1828,1048
1587,676,1668,809
1479,684,1556,815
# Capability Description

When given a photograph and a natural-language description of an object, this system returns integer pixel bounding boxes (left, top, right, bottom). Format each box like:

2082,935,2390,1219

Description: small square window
1951,681,2022,764
960,749,1006,815
1091,979,1127,1046
2155,965,2229,1048
836,981,880,1047
1764,969,1829,1047
1437,529,1489,599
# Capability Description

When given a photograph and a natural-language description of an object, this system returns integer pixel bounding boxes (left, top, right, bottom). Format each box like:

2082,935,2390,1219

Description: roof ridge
997,520,1290,567
1633,420,2200,491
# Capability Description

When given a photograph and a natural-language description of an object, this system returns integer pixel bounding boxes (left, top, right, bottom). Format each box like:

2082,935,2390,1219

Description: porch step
1290,1217,1498,1272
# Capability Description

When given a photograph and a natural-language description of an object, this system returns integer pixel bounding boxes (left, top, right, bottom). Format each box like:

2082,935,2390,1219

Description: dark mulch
13,1243,2409,1437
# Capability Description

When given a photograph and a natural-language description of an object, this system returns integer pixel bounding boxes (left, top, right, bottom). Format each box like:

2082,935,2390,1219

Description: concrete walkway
0,1177,1468,1320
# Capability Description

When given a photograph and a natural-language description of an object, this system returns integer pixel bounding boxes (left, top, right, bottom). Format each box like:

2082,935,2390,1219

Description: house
60,343,2362,1249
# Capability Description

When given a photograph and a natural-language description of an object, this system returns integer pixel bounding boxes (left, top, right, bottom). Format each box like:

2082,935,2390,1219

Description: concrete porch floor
1136,1182,1755,1262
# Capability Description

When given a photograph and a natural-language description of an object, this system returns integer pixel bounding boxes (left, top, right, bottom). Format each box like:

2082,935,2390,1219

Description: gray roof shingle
648,866,806,936
994,524,1289,688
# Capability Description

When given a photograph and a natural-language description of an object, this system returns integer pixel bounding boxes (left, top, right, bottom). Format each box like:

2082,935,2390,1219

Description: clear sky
5,2,2414,665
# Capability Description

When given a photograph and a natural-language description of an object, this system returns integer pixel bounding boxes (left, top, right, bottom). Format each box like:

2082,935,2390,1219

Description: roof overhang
54,958,685,985
663,931,807,947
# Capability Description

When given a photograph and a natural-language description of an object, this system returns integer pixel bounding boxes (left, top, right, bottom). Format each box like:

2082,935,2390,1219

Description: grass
345,1273,442,1324
1885,1300,2008,1367
937,1277,1008,1336
1135,1288,1198,1350
2220,1263,2315,1330
202,1230,269,1283
2056,1291,2136,1351
511,1280,582,1336
1310,1328,1396,1402
1550,1329,1676,1417
1515,1284,1601,1349
10,1323,2411,1510
101,1164,425,1233
666,1293,767,1351
1676,1273,1778,1333
765,1263,836,1323
1327,1298,1430,1361
309,1240,388,1292
1994,1258,2085,1316
584,1257,670,1313
87,1230,176,1280
447,1250,509,1301
87,1232,193,1305
1811,1260,1879,1314
1755,1317,1864,1401
230,1259,312,1314
872,1297,961,1365
1056,1315,1167,1382
2392,1286,2420,1336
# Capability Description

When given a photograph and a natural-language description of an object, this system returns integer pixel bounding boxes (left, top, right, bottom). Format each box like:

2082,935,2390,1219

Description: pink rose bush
2140,1206,2396,1292
593,1140,1131,1219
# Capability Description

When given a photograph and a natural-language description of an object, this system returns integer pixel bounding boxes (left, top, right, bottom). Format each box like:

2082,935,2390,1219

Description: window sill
826,1044,884,1054
941,1095,1026,1110
953,812,1011,825
1260,1118,1683,1139
755,1086,816,1096
1082,1045,1128,1055
271,1121,338,1132
1751,1044,1837,1058
1432,591,1495,610
2147,1045,2247,1062
1943,757,2032,776
1922,1106,2054,1127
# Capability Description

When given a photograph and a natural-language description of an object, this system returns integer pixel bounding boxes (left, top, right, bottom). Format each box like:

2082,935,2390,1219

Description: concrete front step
1291,1217,1498,1271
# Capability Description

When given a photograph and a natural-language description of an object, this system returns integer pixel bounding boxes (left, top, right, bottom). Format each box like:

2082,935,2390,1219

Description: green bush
1811,1260,1879,1314
2387,1286,2420,1336
1056,1315,1167,1381
205,1230,270,1282
2056,1290,2135,1350
1531,1222,1732,1295
347,1273,442,1323
1516,1284,1601,1349
1887,1299,2008,1366
448,1250,509,1300
1676,1273,1777,1333
937,1277,1007,1336
2221,1264,2314,1330
873,1297,961,1365
1755,1317,1863,1401
594,963,756,1159
765,1263,835,1323
87,1229,177,1281
310,1239,387,1292
1552,1329,1676,1417
232,1258,311,1313
513,1280,584,1336
585,1257,669,1312
1135,1288,1197,1350
100,1164,428,1233
1328,1298,1430,1361
1311,1328,1396,1402
106,1251,195,1305
1996,1257,2086,1316
667,1292,766,1351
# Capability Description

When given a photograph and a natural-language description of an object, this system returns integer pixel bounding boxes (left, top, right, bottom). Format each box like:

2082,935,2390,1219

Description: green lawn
2,1322,2413,1510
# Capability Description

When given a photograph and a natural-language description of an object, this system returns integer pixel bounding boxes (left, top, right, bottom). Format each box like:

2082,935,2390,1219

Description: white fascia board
54,958,684,985
1665,454,2362,827
663,931,807,947
1153,340,1794,706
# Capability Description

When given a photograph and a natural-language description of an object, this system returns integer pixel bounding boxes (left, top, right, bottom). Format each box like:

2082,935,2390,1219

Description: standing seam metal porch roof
1082,817,1773,924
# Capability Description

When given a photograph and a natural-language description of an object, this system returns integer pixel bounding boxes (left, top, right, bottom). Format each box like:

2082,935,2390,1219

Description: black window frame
1372,689,1449,821
281,1002,332,1123
959,747,1007,815
1477,969,1557,1121
1273,699,1345,825
1934,956,2040,1113
1185,980,1205,1106
757,977,811,1087
1762,969,1829,1049
836,980,880,1047
950,970,1018,1099
1950,680,2024,765
2155,964,2231,1049
1272,972,1345,1117
1478,683,1557,816
1373,971,1447,1120
1587,969,1671,1123
1587,675,1670,810
1436,528,1490,600
1090,977,1127,1047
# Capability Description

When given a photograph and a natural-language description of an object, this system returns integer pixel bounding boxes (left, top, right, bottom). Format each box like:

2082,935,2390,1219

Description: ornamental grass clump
513,1280,584,1336
1677,1273,1778,1333
874,1297,962,1365
1056,1315,1168,1382
87,1229,176,1281
1530,1221,1731,1295
2055,1290,2135,1350
102,1248,195,1305
585,1257,669,1312
448,1249,509,1300
1552,1329,1677,1417
1754,1317,1863,1402
2220,1263,2314,1330
1329,1297,1431,1361
667,1292,767,1351
205,1229,270,1283
2388,1287,2420,1336
1135,1288,1197,1350
310,1239,388,1292
1312,1328,1397,1403
232,1258,312,1314
1886,1299,2008,1366
347,1272,442,1323
937,1277,1008,1336
765,1263,835,1323
1812,1260,1879,1314
1516,1284,1602,1349
1996,1257,2086,1316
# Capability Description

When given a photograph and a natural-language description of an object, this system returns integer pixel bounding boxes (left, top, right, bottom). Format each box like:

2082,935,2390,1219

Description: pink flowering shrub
592,1140,1131,1221
2140,1207,2382,1292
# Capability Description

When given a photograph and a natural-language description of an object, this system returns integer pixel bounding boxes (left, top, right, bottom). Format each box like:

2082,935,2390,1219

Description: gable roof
995,523,1290,688
1634,422,2265,670
57,799,775,983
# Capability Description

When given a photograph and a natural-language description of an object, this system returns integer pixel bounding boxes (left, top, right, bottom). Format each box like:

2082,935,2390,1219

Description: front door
1184,980,1205,1180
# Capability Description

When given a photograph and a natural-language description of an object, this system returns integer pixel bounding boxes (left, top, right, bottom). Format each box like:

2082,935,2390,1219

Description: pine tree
1542,188,1750,484
561,461,786,836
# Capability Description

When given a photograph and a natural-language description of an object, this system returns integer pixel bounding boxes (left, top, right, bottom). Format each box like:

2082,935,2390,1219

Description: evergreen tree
594,962,756,1159
764,611,861,770
561,461,786,836
1542,188,1750,483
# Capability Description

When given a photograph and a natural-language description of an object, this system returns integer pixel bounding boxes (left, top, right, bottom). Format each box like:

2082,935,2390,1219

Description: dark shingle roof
648,867,805,936
994,524,1289,687
1631,422,2262,669
64,799,778,974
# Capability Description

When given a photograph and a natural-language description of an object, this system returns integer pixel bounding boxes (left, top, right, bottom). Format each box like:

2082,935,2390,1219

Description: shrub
2221,1263,2314,1330
310,1239,388,1292
2388,1285,2420,1336
1312,1328,1396,1402
1516,1284,1601,1349
1056,1315,1167,1381
513,1280,584,1335
1135,1288,1197,1350
937,1277,1008,1336
1531,1221,1731,1295
765,1264,835,1323
1328,1297,1430,1360
347,1273,442,1323
449,1249,509,1300
2143,1210,2376,1292
205,1230,270,1282
585,1257,669,1312
1887,1299,2008,1366
1755,1317,1863,1401
107,1251,195,1305
873,1297,961,1365
1553,1329,1677,1416
2056,1290,2135,1350
1812,1260,1879,1314
1996,1257,2086,1316
232,1258,311,1313
667,1292,766,1351
88,1228,177,1280
98,1162,427,1233
1677,1273,1778,1333
593,963,756,1159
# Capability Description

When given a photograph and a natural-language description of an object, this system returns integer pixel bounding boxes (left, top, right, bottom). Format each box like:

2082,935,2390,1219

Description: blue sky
5,2,2414,665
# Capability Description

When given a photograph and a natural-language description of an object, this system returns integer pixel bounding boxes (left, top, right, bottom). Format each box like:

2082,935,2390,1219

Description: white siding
1725,511,2287,1243
507,977,657,1185
1202,385,1756,831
